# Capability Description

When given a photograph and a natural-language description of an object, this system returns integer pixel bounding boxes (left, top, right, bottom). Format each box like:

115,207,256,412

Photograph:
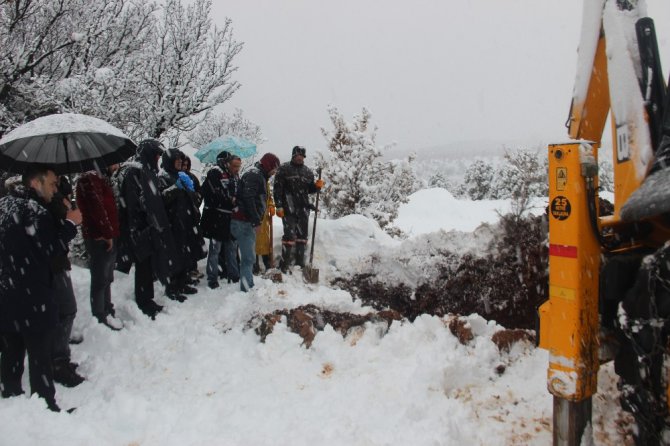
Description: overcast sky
209,1,670,160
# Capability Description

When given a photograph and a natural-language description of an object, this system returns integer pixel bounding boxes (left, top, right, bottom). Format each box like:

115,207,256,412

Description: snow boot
295,244,306,268
139,300,163,319
53,357,85,388
180,285,198,295
166,290,187,302
280,244,293,273
99,314,124,331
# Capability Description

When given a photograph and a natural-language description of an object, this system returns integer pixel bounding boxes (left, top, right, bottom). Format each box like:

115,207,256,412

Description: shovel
303,167,322,283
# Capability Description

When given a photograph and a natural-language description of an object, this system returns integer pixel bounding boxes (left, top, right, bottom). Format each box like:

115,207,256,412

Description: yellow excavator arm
540,1,670,444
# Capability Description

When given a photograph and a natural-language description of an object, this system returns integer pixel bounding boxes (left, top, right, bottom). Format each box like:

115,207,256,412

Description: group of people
0,139,323,412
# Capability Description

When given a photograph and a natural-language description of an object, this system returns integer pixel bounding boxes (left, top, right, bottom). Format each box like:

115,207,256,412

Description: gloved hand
175,179,184,189
315,179,325,190
276,207,285,218
268,205,276,216
177,171,195,192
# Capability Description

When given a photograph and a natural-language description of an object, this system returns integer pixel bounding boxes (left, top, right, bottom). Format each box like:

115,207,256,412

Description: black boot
253,256,261,275
138,300,163,319
280,244,293,273
166,290,188,302
295,244,306,268
53,357,85,388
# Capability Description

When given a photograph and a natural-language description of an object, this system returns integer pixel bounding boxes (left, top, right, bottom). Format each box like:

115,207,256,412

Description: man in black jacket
200,151,240,289
231,153,280,292
0,165,81,412
113,139,178,318
157,148,206,300
273,146,324,272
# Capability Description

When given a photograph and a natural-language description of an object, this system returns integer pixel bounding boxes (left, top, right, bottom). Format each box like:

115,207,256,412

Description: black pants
52,271,77,361
281,210,309,243
51,312,75,362
166,268,188,293
135,256,155,307
86,238,117,321
1,330,56,406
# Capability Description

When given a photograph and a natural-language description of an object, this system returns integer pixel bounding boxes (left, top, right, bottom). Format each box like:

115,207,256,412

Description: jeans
230,219,256,292
86,239,117,321
206,239,239,283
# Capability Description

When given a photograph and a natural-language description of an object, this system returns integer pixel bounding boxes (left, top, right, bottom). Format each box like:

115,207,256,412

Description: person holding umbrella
0,165,81,412
114,139,179,318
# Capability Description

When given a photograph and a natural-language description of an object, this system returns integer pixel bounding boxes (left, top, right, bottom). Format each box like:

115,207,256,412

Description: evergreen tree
318,106,416,228
458,159,497,199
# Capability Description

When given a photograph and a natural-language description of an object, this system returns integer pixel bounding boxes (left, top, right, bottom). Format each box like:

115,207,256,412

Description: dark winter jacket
200,165,238,240
76,170,120,240
44,181,73,274
0,185,77,333
184,165,202,209
273,161,317,215
232,163,272,227
157,149,206,264
112,143,179,284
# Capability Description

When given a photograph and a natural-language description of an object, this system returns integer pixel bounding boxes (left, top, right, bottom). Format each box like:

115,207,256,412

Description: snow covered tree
0,0,156,135
187,108,264,149
458,159,497,199
131,0,242,140
493,148,548,218
427,171,452,190
599,155,614,192
0,0,243,143
318,105,416,228
494,148,547,199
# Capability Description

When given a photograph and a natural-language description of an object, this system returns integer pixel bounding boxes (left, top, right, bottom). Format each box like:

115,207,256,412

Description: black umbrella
0,113,136,174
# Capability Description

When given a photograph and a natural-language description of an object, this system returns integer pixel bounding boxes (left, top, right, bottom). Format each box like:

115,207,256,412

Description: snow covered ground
0,189,630,445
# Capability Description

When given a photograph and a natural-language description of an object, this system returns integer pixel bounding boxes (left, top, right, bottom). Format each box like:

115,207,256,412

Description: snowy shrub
493,148,548,200
318,106,417,229
457,159,497,200
456,149,548,209
427,172,452,190
334,212,549,330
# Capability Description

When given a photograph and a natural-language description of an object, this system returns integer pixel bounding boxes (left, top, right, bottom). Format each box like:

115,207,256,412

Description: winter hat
216,150,232,168
259,153,280,174
161,148,184,174
137,139,165,172
292,146,307,158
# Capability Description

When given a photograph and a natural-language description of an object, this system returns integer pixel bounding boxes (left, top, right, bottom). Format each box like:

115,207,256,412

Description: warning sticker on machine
550,196,571,220
556,168,567,191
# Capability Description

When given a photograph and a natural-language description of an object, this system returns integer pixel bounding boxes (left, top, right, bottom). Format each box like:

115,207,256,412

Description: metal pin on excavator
539,1,670,444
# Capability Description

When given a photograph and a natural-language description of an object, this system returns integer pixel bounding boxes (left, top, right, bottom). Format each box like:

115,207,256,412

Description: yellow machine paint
542,3,670,444
539,142,600,401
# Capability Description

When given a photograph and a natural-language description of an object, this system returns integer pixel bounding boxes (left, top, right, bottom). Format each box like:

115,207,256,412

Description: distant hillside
384,139,550,162
386,139,549,187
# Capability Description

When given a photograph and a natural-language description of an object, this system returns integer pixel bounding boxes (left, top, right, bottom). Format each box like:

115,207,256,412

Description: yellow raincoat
255,180,275,258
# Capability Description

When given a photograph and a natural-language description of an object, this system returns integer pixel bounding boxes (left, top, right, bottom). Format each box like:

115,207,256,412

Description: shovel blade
302,266,319,283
